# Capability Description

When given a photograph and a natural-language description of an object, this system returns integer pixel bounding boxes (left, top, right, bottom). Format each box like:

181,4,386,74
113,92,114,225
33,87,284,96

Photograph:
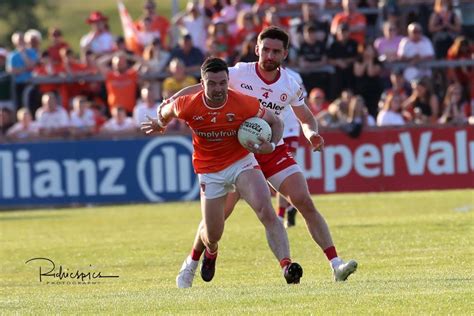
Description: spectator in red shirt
46,28,70,64
33,51,65,96
234,10,261,48
97,52,143,115
330,0,367,45
136,0,170,49
308,87,330,116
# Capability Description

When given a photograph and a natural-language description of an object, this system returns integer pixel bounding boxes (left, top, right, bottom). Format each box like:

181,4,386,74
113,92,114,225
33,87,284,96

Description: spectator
316,99,349,128
137,16,162,52
212,0,238,34
438,83,469,124
100,106,136,135
297,23,329,93
162,58,198,99
428,0,461,59
353,42,382,119
261,7,288,31
233,35,258,63
253,0,289,28
32,51,65,108
330,0,367,45
402,78,440,124
374,21,403,62
234,10,261,49
378,69,410,109
69,96,95,137
97,52,143,115
6,107,39,140
377,93,406,126
6,32,39,109
24,29,42,55
133,87,159,127
35,92,70,137
341,95,375,138
206,21,236,63
307,87,330,116
135,0,170,48
328,23,358,98
172,1,209,54
113,36,135,58
0,107,14,137
80,11,115,55
397,23,435,82
0,48,13,109
292,2,330,49
141,40,170,100
46,28,70,64
90,103,107,133
446,37,474,98
169,34,205,75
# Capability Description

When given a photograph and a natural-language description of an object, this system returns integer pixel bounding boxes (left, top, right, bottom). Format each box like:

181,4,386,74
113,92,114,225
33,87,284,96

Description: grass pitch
1,190,473,314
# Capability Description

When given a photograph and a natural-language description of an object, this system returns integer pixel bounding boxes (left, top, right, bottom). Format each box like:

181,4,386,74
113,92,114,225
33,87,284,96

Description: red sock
324,246,338,261
279,257,292,268
277,207,286,218
190,248,203,261
205,248,218,260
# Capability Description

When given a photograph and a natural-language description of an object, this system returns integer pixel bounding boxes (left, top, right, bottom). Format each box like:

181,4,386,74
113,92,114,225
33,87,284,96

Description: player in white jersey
171,27,357,287
278,67,306,227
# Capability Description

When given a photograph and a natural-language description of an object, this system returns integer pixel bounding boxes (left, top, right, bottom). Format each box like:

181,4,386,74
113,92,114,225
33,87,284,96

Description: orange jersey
105,69,138,113
173,89,263,174
331,12,367,45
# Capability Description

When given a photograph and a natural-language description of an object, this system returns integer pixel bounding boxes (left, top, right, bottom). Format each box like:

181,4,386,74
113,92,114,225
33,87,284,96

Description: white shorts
198,154,260,199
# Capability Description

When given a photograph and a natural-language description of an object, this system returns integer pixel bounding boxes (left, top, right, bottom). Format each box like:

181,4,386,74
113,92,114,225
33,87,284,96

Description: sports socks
279,257,292,269
324,246,338,261
277,207,286,218
190,248,203,261
204,248,218,260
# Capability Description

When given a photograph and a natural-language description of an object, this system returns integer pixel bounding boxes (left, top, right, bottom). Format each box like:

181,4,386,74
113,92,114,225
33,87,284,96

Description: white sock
330,257,343,269
186,256,199,268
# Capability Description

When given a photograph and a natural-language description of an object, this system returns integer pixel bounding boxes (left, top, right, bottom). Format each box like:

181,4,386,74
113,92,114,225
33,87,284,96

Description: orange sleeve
173,96,189,121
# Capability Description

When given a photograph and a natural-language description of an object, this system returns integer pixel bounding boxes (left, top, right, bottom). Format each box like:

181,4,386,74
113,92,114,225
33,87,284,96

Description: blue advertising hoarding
0,136,200,208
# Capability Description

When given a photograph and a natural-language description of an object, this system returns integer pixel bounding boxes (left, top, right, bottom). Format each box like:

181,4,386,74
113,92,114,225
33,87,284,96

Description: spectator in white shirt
7,107,39,139
36,92,70,137
397,23,435,82
70,96,95,136
377,93,406,126
101,106,136,135
133,87,159,127
80,11,115,55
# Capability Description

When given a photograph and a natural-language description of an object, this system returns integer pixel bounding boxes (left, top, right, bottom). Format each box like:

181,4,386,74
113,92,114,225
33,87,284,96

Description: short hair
258,26,290,50
200,57,229,78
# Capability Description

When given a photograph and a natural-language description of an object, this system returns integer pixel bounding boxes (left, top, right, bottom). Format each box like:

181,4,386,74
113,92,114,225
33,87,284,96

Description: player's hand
246,136,274,154
141,115,164,135
309,133,324,152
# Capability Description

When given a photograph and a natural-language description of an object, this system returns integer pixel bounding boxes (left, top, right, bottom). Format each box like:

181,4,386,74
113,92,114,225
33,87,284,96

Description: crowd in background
0,0,473,141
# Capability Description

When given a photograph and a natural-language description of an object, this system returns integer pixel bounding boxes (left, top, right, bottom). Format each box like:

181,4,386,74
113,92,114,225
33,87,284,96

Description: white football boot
333,259,358,282
176,256,199,288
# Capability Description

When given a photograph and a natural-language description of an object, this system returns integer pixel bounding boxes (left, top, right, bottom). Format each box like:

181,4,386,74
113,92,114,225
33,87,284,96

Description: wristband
156,106,167,128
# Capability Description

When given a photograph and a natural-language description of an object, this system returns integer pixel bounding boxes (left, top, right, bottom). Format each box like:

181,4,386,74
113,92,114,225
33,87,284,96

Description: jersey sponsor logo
240,83,253,91
280,93,288,102
192,115,204,121
194,129,237,141
258,99,285,115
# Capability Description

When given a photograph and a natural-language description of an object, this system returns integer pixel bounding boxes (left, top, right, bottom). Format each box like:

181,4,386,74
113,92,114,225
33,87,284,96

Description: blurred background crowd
0,0,473,141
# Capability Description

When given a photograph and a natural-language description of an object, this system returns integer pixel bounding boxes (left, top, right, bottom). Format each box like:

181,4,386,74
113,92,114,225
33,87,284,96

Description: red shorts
254,144,297,178
283,136,299,155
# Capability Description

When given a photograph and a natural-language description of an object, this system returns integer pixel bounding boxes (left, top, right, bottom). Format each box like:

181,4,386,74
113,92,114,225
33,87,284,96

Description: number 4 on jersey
262,91,269,99
211,116,217,123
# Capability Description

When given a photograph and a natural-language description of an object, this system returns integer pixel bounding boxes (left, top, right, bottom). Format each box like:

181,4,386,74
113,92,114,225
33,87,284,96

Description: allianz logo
0,137,200,202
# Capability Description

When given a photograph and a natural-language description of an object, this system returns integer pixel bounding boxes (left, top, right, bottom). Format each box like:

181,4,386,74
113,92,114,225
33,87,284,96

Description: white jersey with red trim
282,67,307,138
229,62,306,144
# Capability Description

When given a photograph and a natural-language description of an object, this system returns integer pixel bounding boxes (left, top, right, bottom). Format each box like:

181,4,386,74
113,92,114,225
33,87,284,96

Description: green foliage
1,190,473,314
0,0,56,48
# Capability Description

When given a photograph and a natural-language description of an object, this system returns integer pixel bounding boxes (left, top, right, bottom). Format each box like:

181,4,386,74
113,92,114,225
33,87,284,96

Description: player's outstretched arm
293,105,324,152
140,101,177,134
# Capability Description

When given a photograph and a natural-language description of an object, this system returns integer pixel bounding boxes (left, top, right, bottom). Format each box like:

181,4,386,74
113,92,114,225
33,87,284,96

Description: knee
291,194,316,216
254,204,278,226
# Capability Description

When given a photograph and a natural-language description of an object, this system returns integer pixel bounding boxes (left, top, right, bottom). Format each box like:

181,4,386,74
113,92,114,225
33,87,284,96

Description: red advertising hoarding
296,126,474,194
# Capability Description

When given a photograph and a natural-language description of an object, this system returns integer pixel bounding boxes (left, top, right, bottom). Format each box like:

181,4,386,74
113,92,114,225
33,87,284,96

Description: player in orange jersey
141,57,303,288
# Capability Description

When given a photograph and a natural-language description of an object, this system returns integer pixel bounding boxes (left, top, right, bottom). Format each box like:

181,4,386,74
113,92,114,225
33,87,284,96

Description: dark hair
200,57,229,77
258,26,289,49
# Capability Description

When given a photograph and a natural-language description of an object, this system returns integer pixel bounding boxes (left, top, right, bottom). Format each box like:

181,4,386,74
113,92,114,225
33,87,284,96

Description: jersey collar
255,63,281,85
